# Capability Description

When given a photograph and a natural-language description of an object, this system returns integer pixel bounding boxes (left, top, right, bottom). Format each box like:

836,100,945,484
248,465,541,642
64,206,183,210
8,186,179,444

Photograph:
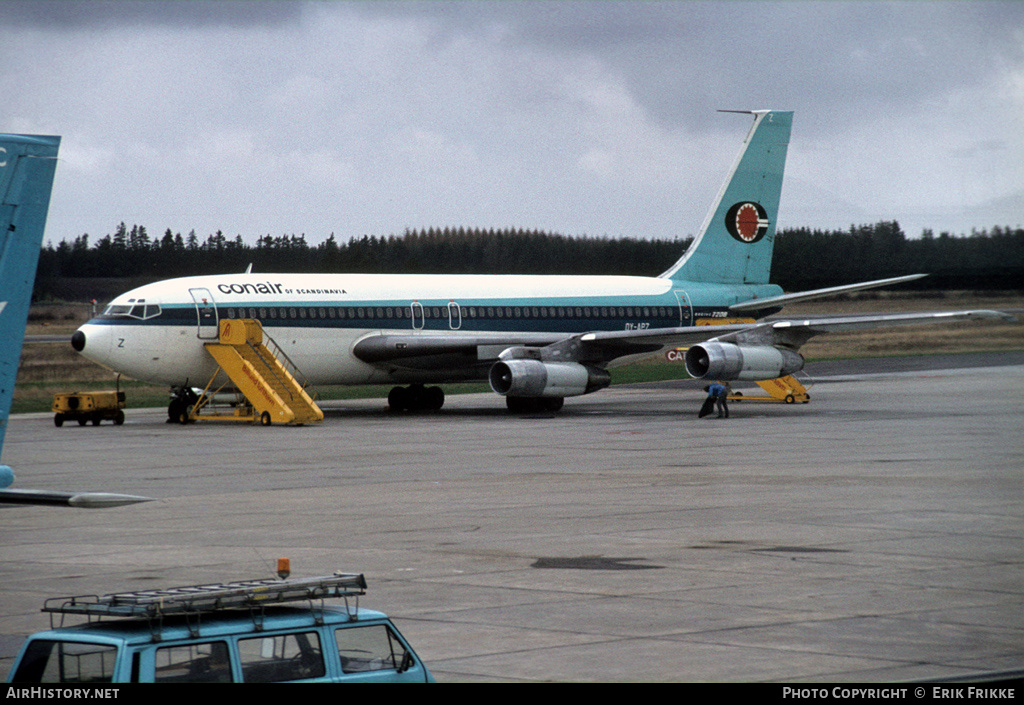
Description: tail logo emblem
725,201,769,244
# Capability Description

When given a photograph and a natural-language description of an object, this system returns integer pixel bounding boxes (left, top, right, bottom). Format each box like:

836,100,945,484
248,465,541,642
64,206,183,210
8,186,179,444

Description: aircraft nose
71,329,86,352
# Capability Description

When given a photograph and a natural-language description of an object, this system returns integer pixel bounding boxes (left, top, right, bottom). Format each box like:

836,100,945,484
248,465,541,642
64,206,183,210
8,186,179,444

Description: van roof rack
42,572,367,620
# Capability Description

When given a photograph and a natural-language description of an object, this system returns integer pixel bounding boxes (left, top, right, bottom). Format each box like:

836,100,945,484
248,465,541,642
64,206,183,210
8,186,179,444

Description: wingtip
67,493,156,509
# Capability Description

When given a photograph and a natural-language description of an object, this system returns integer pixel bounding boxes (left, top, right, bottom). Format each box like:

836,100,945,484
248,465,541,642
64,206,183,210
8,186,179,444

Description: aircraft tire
168,399,183,423
545,397,564,412
388,386,408,412
507,396,564,413
426,386,444,411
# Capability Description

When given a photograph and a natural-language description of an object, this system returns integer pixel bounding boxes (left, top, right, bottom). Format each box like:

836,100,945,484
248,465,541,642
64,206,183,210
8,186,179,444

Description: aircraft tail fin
0,134,61,465
660,110,792,285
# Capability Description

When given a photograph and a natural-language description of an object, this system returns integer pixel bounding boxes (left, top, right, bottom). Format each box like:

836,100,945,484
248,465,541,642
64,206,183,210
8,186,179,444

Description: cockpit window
103,298,161,320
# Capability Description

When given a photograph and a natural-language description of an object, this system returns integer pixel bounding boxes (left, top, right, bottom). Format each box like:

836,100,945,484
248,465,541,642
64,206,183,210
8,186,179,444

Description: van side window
11,640,118,683
335,625,410,673
154,641,233,683
238,631,325,682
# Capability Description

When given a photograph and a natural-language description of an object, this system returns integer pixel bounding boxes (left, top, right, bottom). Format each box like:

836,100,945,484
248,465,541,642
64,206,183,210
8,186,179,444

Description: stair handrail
252,328,319,403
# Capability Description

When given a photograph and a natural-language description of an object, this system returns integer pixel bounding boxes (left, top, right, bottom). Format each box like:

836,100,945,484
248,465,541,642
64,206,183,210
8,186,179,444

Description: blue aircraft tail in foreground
0,134,60,457
0,134,150,508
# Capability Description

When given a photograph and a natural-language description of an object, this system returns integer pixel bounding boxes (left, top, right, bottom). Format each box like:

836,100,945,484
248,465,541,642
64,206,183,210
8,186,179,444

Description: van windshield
11,639,118,683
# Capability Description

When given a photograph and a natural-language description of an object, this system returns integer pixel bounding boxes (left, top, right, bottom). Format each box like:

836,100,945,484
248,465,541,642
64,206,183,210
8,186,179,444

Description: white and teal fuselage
76,272,783,387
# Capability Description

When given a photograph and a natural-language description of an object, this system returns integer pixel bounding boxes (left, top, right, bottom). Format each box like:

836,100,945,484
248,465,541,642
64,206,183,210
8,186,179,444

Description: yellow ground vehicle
52,390,126,427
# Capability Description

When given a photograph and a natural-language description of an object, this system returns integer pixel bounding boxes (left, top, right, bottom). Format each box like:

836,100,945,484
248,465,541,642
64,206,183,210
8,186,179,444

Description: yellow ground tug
53,389,126,427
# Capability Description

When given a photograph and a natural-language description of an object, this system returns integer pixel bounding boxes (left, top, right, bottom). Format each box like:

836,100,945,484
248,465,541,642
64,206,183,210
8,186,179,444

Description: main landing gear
505,396,564,413
387,384,445,412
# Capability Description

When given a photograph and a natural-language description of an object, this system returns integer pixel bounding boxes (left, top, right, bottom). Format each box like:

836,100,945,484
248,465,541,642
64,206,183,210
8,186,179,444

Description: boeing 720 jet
70,111,1010,417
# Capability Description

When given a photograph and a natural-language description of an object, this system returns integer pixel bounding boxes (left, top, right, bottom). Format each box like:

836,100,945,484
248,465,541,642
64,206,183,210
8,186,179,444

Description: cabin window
104,299,161,320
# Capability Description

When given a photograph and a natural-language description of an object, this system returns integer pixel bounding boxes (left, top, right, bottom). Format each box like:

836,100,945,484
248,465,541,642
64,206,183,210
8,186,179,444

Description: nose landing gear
387,384,445,412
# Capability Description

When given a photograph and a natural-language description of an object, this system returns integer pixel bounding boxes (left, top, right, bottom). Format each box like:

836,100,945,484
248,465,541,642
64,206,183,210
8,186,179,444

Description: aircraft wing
353,309,1012,375
582,309,1015,352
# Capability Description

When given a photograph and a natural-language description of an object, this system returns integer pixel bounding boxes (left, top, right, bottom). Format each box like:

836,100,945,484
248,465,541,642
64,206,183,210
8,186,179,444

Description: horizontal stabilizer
0,488,154,509
729,274,929,313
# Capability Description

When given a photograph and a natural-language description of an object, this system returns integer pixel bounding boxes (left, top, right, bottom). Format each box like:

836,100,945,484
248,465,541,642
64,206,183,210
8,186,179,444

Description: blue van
7,573,434,684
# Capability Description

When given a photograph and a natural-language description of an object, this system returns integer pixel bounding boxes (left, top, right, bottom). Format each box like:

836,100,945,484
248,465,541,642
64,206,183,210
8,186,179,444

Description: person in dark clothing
706,382,730,418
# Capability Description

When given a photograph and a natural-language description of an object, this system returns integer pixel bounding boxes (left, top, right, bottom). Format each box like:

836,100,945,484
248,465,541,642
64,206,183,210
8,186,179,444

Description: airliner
70,111,1010,418
0,133,150,506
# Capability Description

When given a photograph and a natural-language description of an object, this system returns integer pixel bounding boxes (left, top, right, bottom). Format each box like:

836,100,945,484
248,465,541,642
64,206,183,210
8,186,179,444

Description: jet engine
488,359,611,398
684,342,804,381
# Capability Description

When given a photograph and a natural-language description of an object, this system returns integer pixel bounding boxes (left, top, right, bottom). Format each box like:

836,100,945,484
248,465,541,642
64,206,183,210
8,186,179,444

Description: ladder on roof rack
43,572,367,620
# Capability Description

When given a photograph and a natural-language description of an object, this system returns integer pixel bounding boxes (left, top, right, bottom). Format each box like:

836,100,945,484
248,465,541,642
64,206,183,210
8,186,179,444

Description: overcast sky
3,0,1022,250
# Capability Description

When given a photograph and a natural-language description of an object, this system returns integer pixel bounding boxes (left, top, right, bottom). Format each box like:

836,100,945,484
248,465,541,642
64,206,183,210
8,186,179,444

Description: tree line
33,221,1024,301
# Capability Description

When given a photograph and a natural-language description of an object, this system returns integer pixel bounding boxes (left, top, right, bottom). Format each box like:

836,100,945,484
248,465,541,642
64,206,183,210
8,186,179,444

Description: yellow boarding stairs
731,373,811,404
187,319,324,426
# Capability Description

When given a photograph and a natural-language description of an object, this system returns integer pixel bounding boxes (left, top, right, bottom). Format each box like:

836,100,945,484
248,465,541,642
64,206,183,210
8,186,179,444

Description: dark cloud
1,0,302,29
351,1,1024,134
3,1,1019,240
